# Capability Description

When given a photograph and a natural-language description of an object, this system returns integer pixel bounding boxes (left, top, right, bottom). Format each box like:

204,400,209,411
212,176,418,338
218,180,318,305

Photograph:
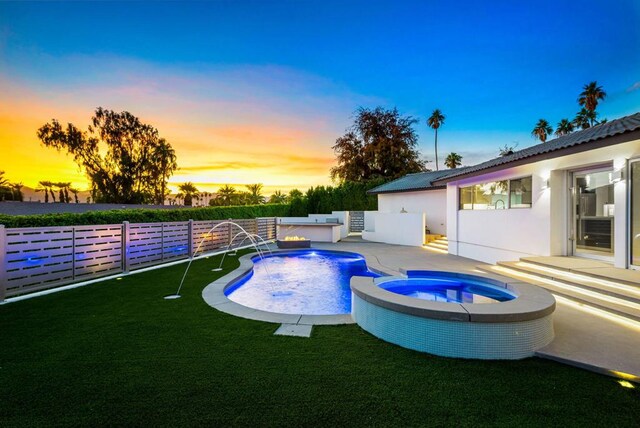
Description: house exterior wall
378,189,447,235
446,138,640,268
362,212,426,246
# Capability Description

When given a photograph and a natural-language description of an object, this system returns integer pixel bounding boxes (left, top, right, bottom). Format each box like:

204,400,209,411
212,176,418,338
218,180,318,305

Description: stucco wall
362,212,425,246
378,189,447,235
446,138,640,267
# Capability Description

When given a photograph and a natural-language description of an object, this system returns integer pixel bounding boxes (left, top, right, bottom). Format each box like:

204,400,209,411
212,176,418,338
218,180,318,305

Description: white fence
0,218,277,301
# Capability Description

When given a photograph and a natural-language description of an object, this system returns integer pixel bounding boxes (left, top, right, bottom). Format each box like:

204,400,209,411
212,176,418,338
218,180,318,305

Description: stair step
433,239,448,245
496,261,640,304
520,257,640,287
428,242,449,250
479,265,640,323
422,245,448,254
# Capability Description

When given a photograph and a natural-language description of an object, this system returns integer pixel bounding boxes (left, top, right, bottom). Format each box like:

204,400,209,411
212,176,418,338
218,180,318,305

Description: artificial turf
1,251,638,427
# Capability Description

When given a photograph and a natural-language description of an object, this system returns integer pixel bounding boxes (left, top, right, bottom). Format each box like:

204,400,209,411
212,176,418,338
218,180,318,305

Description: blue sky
1,0,639,189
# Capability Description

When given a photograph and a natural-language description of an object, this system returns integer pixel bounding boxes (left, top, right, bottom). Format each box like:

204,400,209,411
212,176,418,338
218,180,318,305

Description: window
509,177,532,208
459,186,473,210
459,177,532,210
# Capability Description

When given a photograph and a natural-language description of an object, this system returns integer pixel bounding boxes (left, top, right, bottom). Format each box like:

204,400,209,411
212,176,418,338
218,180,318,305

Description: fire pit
276,236,311,249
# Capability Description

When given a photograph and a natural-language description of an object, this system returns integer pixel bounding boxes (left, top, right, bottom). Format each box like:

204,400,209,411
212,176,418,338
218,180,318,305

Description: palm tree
10,182,23,201
269,190,288,204
177,182,199,206
246,184,266,205
0,170,8,188
153,139,177,205
217,185,237,206
578,81,606,125
36,180,55,202
69,187,80,203
573,108,595,130
555,118,574,137
444,153,462,169
531,119,553,143
427,109,445,171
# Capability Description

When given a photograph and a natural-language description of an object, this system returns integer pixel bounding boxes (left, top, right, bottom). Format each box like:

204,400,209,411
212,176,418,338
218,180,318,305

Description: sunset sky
1,0,639,195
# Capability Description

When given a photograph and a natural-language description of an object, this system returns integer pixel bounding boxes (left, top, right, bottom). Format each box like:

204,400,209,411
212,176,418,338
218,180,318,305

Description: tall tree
531,119,553,143
246,184,266,205
444,152,462,169
151,139,178,205
37,107,178,204
427,109,445,171
573,108,596,130
36,181,50,203
331,107,426,182
555,118,574,136
177,182,199,206
0,170,8,189
10,183,23,201
69,187,80,203
578,81,606,125
216,185,237,206
269,190,287,204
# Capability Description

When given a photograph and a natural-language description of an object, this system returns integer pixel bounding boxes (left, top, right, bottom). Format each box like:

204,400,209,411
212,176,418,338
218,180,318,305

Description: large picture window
459,177,532,210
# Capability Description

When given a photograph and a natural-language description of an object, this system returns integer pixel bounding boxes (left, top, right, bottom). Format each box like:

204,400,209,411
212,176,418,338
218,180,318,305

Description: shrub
0,204,291,228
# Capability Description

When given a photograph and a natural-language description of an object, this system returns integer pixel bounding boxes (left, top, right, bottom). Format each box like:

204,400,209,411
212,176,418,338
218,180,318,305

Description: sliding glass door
631,161,640,267
572,168,615,258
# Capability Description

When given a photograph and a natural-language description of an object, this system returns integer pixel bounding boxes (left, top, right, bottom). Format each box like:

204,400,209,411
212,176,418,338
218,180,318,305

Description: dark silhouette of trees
555,119,574,136
177,182,199,206
330,107,426,182
37,107,178,204
444,152,462,169
531,119,553,143
578,81,606,126
0,171,22,201
269,190,287,204
246,184,266,205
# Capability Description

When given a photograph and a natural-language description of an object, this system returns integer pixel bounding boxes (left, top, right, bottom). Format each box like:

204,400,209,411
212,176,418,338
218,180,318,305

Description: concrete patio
314,238,640,382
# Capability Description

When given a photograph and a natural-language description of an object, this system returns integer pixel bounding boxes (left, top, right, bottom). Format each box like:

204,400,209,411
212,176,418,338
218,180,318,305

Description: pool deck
313,239,640,382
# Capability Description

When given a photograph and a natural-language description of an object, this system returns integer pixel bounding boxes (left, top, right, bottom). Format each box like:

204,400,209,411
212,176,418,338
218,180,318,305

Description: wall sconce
610,169,624,184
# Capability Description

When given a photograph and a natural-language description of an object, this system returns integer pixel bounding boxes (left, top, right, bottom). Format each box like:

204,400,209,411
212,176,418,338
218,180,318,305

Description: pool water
378,277,516,304
225,250,379,315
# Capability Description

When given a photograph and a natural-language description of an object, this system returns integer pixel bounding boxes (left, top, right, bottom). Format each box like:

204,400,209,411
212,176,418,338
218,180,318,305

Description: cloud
0,53,377,191
626,81,640,93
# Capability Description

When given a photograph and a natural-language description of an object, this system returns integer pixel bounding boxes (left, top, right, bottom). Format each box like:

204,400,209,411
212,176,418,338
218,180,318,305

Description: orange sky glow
0,56,373,195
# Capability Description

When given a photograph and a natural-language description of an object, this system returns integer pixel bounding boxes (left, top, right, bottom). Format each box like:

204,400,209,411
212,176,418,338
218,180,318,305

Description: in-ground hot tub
351,270,555,360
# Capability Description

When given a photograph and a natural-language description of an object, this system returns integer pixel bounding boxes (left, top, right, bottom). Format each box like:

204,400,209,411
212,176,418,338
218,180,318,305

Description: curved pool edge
350,274,556,360
202,249,379,326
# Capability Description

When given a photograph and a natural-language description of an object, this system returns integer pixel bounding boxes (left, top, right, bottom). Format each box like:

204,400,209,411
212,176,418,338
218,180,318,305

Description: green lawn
1,251,638,427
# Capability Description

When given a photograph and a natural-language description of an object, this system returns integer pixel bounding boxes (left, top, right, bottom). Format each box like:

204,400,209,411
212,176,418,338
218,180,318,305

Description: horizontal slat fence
0,217,276,300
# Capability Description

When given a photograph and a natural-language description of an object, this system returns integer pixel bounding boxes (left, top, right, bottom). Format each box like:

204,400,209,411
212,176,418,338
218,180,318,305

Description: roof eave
432,128,640,185
367,185,447,195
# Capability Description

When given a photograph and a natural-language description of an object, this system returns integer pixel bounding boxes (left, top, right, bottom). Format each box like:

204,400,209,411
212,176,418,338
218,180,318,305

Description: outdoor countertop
277,222,343,226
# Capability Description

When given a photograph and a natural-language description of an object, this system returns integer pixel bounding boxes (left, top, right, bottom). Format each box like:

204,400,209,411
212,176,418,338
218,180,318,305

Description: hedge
0,204,292,228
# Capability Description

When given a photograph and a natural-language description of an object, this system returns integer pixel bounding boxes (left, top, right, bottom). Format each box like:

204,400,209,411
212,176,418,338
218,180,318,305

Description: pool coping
351,272,556,323
202,248,394,325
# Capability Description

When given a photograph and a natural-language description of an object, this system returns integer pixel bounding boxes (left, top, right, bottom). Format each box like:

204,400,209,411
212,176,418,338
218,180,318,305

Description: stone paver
274,323,313,337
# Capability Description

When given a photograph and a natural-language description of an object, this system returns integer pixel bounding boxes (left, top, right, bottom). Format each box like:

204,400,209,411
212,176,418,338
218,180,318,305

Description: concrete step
521,256,640,287
497,261,640,304
424,234,441,244
422,244,448,254
428,242,449,250
478,265,640,323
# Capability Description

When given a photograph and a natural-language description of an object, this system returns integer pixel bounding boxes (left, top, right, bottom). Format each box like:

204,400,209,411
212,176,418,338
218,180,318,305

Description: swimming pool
225,249,379,315
351,270,556,359
377,276,516,304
